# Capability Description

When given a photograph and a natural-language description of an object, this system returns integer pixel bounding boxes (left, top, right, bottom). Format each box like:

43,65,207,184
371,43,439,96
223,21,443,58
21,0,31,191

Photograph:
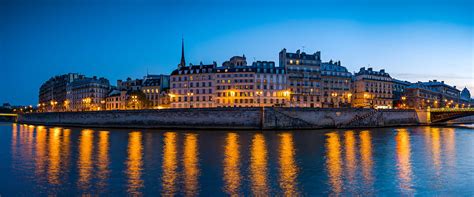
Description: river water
0,123,473,195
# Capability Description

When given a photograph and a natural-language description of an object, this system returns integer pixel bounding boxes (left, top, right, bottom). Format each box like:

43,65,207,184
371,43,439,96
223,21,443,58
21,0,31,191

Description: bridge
0,113,18,122
429,108,474,123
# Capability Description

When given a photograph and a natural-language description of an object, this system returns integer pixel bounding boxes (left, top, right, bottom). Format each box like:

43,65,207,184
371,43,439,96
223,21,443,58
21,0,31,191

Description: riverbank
17,107,429,130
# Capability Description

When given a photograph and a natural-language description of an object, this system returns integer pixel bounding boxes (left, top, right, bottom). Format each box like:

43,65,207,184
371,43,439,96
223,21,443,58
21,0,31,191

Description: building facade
142,74,170,109
403,83,441,109
67,76,110,111
38,73,83,112
105,90,127,110
253,61,289,107
392,79,412,109
321,61,353,108
353,67,393,109
279,49,322,108
421,80,460,108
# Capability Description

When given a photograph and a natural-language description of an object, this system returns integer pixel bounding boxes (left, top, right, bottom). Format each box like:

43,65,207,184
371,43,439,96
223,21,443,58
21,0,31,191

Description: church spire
179,37,186,67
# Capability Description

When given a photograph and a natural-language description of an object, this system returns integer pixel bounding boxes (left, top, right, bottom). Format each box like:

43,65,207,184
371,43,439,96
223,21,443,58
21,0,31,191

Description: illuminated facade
253,61,288,107
38,73,83,112
321,61,353,108
105,90,127,110
142,74,170,109
67,76,110,111
170,62,217,108
279,48,322,108
403,83,441,109
353,67,393,109
420,80,461,108
215,61,256,107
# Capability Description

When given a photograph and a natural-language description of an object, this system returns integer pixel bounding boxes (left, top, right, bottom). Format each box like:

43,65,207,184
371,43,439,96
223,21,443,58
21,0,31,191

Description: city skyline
1,0,473,105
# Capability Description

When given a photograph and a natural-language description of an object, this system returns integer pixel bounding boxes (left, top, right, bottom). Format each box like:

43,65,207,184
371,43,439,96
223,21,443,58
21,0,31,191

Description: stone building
38,73,83,112
403,82,441,109
420,80,461,108
392,79,412,109
279,48,322,108
353,67,393,109
214,57,256,107
67,76,110,111
105,90,127,110
460,87,472,108
321,60,353,108
142,74,170,109
253,61,289,107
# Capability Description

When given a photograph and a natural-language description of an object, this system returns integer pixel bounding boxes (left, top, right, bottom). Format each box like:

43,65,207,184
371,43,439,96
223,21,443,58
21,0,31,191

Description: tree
126,91,151,110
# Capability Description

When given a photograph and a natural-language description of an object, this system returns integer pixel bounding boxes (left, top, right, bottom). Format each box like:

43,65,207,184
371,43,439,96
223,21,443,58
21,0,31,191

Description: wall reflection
126,131,144,194
162,132,177,196
278,132,299,196
97,131,110,191
344,131,356,186
223,133,241,196
62,129,71,181
325,132,342,194
359,130,373,185
78,129,94,191
250,133,268,195
183,133,199,195
48,127,62,185
431,128,441,175
395,129,413,192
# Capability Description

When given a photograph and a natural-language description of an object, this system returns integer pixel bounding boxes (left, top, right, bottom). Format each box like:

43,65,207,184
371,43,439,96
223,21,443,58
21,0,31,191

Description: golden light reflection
325,132,342,194
62,129,71,180
278,132,299,196
78,129,94,190
11,123,17,159
183,133,199,196
162,132,177,196
250,133,268,196
359,130,373,185
395,129,413,192
344,130,356,186
97,131,110,190
431,128,441,175
48,127,62,184
126,131,144,194
35,125,48,178
223,133,241,196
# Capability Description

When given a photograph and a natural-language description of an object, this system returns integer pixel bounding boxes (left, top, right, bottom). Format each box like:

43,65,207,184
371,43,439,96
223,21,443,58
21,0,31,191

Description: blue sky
1,0,473,105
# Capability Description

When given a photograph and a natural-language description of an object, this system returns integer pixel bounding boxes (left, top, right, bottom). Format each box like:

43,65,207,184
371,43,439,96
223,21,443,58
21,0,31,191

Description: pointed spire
179,37,186,67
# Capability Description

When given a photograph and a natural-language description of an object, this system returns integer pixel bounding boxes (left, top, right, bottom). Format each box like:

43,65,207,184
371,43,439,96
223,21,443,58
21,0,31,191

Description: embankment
18,108,427,130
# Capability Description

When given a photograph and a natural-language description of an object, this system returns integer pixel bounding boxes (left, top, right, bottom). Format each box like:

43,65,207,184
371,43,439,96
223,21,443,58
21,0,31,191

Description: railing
430,108,474,113
0,113,18,117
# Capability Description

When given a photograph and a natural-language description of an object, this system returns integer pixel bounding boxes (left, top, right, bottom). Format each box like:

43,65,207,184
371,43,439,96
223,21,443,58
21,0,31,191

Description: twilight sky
1,0,473,105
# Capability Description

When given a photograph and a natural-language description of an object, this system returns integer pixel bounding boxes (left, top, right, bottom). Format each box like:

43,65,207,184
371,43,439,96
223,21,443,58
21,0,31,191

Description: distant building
280,48,322,107
353,67,393,109
253,61,288,107
321,60,353,108
392,79,412,108
421,80,460,108
39,73,83,112
117,77,143,91
105,90,127,110
67,76,110,111
215,56,255,107
142,74,170,109
460,87,471,108
403,82,441,109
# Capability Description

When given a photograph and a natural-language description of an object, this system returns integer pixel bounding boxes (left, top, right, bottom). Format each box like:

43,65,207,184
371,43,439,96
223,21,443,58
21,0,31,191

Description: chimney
441,81,444,84
368,68,373,71
380,69,385,73
433,79,437,82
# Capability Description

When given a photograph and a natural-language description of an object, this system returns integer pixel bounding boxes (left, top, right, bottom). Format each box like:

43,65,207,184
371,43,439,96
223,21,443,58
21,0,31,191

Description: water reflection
430,128,442,175
126,131,144,194
325,132,342,194
359,130,374,186
223,133,241,196
97,131,110,191
344,131,356,187
443,128,456,168
278,132,299,196
162,132,177,196
35,125,48,179
395,129,413,193
183,133,199,195
62,129,71,181
48,128,61,185
250,133,268,195
78,129,94,191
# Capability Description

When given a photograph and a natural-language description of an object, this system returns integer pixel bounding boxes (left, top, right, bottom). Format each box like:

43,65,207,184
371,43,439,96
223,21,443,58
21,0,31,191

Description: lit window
289,60,293,64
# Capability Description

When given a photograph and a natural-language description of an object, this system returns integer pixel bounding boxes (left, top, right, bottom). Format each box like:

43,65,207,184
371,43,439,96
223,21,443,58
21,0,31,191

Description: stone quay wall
18,108,428,130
